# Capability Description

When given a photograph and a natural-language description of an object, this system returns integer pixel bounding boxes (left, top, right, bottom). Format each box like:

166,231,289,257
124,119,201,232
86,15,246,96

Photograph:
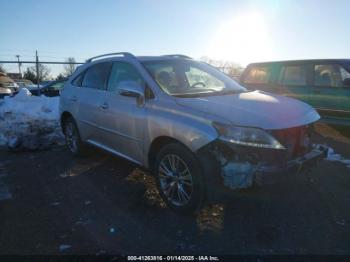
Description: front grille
271,125,312,159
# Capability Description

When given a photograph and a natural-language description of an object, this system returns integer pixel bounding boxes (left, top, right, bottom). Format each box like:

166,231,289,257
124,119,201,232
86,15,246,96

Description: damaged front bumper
253,147,326,185
197,139,328,194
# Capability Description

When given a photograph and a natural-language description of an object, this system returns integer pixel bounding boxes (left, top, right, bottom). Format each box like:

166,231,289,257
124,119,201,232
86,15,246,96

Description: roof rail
86,52,135,63
163,54,192,59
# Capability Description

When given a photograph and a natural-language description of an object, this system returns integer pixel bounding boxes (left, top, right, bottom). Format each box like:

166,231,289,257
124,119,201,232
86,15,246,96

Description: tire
63,116,86,156
154,143,206,214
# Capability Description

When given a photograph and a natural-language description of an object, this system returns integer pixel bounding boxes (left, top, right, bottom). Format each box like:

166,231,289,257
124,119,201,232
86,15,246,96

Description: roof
85,53,192,64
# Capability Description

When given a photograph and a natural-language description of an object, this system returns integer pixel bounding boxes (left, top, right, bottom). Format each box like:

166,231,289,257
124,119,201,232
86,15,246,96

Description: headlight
213,123,285,150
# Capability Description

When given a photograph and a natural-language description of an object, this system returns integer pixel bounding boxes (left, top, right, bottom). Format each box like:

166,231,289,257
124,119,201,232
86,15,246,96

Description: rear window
279,65,307,86
50,81,65,90
243,65,271,84
82,62,112,90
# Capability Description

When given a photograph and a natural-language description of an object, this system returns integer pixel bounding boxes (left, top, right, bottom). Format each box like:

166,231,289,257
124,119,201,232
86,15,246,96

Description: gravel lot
0,124,349,255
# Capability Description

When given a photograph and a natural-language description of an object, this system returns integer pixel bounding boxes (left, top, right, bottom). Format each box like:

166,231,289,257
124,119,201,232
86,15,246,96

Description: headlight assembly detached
213,123,285,150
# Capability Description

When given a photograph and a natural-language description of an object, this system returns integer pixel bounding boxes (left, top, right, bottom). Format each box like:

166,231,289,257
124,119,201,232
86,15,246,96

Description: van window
82,62,112,90
280,65,307,86
314,64,350,87
243,66,271,84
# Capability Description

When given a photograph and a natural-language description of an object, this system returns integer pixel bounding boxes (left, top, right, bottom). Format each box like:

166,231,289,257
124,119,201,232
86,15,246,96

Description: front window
82,62,112,90
314,64,350,87
142,59,246,97
107,62,145,92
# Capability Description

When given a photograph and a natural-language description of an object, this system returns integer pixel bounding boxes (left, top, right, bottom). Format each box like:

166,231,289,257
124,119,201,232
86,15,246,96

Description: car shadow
16,144,347,254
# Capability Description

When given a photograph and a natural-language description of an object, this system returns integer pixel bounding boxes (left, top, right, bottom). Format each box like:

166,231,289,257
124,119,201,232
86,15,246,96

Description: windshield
143,59,246,97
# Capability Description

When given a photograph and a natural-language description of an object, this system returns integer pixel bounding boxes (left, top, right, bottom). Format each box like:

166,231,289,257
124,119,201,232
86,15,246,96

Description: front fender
144,101,219,161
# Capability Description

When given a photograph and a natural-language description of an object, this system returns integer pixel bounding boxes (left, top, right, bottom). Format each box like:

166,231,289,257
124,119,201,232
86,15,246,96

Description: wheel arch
147,136,191,172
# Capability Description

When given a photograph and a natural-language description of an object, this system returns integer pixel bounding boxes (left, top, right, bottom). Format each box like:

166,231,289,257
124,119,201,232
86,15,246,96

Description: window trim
278,64,308,87
312,62,350,89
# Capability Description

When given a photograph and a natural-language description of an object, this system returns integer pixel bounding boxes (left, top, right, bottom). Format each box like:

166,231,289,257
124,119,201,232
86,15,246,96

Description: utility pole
35,50,40,94
16,55,22,78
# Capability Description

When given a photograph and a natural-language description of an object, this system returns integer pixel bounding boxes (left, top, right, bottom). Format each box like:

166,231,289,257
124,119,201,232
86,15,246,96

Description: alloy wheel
158,154,193,206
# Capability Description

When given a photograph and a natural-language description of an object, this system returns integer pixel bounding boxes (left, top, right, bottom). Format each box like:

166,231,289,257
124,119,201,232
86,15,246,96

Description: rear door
98,62,146,164
309,62,350,123
277,63,312,104
75,62,112,143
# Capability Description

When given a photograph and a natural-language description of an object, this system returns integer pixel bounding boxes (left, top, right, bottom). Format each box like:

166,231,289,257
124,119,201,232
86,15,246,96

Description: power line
0,49,92,58
0,60,84,64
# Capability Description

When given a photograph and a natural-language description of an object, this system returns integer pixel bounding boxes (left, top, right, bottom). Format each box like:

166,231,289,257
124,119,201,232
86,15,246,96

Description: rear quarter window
72,73,84,87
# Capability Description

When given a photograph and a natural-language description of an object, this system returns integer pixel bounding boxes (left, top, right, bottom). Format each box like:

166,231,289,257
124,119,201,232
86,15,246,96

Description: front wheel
154,143,206,214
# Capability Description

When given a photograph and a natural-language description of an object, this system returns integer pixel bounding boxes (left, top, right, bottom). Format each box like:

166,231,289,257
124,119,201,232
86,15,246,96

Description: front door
99,62,146,164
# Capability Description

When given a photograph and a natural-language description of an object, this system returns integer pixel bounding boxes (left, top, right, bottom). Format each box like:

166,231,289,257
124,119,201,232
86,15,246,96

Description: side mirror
343,78,350,86
118,81,145,106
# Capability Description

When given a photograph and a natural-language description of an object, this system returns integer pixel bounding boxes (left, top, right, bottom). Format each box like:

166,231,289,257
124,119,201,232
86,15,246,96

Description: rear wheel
63,117,86,156
154,143,205,214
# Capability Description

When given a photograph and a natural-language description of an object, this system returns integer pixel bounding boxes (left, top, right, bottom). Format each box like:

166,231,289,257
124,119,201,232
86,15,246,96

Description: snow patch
0,88,64,150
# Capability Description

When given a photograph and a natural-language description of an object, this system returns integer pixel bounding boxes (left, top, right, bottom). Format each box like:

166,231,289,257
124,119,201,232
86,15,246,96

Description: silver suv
60,53,324,213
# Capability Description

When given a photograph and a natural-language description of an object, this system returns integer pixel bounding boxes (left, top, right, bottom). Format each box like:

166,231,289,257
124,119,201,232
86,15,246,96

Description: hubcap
65,122,78,153
158,154,193,206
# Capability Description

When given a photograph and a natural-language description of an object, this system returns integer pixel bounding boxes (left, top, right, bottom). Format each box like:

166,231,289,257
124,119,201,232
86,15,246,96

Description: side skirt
86,139,143,166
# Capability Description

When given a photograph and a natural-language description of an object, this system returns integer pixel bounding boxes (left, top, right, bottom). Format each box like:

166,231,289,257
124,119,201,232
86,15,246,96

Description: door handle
100,102,109,109
70,96,78,102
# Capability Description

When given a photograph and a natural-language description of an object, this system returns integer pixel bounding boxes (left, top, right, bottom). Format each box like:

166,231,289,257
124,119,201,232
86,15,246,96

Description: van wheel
63,117,85,156
154,143,205,214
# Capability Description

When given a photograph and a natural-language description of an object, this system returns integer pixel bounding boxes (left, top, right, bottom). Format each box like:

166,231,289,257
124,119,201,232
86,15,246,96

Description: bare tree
200,56,243,79
63,57,77,77
56,73,66,81
23,64,51,84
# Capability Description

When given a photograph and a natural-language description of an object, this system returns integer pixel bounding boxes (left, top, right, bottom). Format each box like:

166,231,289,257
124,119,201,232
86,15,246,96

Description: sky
1,0,349,77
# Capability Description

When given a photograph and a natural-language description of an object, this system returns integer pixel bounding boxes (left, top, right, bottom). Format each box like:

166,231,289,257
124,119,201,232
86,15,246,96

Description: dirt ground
0,123,349,255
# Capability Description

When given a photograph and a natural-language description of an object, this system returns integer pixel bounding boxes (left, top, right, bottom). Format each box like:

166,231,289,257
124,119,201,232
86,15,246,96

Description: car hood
175,90,320,130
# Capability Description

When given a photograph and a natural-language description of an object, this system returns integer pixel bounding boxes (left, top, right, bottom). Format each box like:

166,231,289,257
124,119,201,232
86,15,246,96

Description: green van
240,59,350,126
